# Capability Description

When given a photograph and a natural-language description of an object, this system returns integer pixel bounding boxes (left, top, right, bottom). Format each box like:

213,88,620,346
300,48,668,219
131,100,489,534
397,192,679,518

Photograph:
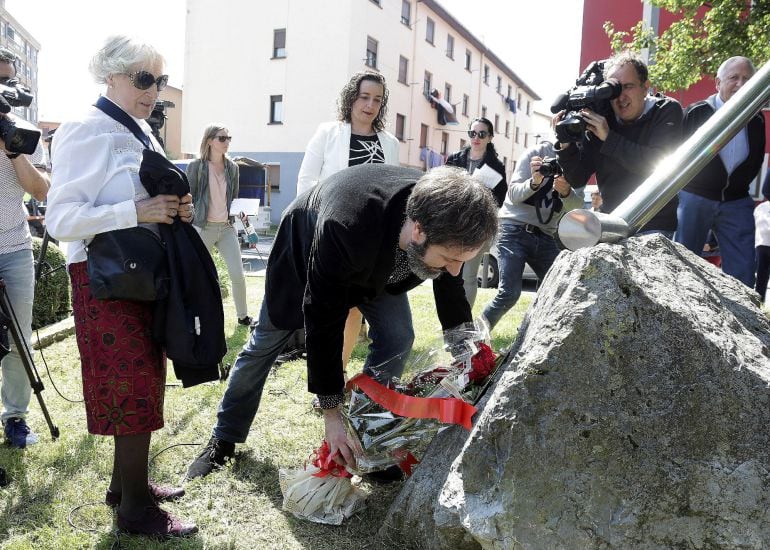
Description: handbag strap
94,96,152,150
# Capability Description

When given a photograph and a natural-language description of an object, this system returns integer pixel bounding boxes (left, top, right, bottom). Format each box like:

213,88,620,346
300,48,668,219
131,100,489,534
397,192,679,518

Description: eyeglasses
122,71,169,91
467,130,490,139
215,136,232,143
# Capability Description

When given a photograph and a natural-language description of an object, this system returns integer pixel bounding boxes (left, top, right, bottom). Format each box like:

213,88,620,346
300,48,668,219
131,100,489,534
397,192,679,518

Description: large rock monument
380,235,770,549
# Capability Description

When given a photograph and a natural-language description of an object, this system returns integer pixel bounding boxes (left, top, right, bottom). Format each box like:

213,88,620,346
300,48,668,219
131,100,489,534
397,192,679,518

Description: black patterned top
349,133,385,166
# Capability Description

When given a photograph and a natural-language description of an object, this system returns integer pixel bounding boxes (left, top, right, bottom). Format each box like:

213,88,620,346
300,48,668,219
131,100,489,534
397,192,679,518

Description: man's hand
135,194,181,224
580,108,609,141
553,175,572,198
529,156,545,188
322,406,362,468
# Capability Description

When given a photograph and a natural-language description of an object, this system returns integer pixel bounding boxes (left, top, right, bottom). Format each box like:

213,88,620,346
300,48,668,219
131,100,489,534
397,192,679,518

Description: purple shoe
105,482,185,507
116,505,198,538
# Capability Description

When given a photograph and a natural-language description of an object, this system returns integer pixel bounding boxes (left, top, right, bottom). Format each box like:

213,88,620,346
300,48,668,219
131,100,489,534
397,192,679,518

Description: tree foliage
604,0,770,92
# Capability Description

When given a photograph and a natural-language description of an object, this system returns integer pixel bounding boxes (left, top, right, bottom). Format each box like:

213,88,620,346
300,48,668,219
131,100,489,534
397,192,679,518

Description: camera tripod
0,277,59,442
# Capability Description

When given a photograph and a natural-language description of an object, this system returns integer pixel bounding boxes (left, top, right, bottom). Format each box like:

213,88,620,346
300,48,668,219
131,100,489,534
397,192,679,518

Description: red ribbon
310,440,351,478
346,373,477,430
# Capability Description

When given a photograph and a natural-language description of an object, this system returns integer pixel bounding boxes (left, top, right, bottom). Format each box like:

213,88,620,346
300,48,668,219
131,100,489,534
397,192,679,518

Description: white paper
473,164,503,189
229,198,260,216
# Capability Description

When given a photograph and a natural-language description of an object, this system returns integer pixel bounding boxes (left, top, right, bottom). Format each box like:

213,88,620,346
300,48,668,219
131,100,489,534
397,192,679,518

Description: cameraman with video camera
0,47,49,448
554,51,683,235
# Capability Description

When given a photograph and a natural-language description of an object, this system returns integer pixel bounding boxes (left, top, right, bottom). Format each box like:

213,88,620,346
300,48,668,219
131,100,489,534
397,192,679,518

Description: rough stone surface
379,235,770,549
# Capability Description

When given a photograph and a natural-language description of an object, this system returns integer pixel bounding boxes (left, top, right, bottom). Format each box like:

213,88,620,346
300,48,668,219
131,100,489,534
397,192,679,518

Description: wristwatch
6,152,19,159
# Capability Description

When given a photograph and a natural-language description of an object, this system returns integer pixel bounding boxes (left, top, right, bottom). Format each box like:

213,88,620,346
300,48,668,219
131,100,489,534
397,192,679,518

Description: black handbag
87,226,169,301
85,97,170,302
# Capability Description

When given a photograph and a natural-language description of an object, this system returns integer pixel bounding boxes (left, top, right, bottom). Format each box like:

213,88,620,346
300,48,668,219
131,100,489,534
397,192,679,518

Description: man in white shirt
674,56,765,287
0,47,49,448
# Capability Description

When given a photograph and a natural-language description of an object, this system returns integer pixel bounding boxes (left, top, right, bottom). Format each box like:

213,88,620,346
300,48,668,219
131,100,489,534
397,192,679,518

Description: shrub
210,248,231,299
31,237,71,329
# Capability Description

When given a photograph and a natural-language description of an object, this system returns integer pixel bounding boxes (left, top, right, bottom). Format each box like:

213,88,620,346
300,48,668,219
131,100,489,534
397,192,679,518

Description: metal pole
558,59,770,250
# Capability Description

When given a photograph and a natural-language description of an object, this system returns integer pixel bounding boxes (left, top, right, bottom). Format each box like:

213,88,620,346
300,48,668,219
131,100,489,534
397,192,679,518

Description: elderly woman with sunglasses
186,125,251,326
445,117,507,307
46,35,197,538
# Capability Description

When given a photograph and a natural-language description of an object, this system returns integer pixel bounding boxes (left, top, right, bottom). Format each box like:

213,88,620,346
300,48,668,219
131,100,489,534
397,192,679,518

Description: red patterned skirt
69,261,165,436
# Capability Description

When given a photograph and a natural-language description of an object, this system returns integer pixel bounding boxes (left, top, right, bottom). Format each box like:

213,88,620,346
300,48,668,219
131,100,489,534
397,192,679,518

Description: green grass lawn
0,277,532,549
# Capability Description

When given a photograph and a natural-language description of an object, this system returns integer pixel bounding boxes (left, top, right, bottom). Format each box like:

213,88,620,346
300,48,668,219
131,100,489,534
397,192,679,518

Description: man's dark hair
0,48,17,73
337,70,389,132
603,50,648,84
406,166,498,250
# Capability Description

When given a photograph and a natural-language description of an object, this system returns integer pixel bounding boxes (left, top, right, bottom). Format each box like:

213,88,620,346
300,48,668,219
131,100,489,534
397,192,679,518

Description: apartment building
183,0,539,222
0,0,39,124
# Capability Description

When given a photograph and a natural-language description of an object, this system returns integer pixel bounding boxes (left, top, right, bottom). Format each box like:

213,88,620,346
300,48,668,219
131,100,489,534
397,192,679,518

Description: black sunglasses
468,130,490,139
215,136,232,143
123,71,169,91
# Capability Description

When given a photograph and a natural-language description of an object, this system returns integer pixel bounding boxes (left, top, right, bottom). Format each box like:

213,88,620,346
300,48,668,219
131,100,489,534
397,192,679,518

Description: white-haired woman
47,35,197,538
186,125,250,326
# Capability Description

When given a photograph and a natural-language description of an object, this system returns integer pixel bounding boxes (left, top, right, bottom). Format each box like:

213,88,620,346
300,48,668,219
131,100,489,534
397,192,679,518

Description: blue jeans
482,223,561,330
0,249,34,422
674,190,755,287
213,291,414,443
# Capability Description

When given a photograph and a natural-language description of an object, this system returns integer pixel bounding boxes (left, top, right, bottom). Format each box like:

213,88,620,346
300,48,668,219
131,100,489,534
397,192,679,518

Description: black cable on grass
34,326,83,403
66,501,104,533
149,442,202,465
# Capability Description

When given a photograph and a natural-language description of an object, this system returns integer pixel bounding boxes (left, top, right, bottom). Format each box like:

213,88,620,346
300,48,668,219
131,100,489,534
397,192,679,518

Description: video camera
550,60,621,144
0,79,41,155
146,99,175,149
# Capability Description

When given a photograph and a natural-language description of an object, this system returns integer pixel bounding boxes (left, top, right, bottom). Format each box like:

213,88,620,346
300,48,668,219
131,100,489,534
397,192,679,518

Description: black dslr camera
550,60,622,144
538,157,563,177
0,79,41,155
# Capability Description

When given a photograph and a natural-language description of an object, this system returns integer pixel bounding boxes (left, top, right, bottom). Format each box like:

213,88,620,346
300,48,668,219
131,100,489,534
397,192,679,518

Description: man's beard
407,240,443,280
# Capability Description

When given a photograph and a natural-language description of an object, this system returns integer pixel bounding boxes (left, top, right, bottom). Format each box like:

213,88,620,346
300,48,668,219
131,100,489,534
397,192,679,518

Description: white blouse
47,102,163,265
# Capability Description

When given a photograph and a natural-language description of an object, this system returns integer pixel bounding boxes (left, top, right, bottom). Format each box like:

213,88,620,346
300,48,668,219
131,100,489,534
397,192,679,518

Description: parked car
477,240,538,289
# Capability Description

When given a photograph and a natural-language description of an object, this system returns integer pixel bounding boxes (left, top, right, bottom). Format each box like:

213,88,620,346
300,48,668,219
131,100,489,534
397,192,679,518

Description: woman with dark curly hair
296,71,401,377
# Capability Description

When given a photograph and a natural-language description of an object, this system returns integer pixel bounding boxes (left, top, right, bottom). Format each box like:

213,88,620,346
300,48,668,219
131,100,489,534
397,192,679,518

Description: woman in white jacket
296,70,400,374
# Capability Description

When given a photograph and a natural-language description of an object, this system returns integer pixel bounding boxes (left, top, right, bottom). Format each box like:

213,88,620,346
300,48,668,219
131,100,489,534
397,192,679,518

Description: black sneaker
185,437,235,480
237,316,253,326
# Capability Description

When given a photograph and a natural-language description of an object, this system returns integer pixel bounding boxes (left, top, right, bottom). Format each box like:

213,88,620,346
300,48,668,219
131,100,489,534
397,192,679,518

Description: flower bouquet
344,321,503,474
278,440,368,525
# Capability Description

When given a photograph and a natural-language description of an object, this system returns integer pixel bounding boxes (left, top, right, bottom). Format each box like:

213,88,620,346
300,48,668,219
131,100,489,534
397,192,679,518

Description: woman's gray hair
89,35,165,84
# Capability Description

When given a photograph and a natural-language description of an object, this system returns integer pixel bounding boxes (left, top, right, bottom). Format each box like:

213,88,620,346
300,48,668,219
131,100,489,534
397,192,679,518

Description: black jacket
682,95,765,202
557,94,683,232
266,164,471,396
446,147,508,207
140,150,227,387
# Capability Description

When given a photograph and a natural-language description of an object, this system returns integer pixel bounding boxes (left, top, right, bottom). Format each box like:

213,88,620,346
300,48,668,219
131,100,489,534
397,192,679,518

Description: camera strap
93,96,153,150
534,176,563,226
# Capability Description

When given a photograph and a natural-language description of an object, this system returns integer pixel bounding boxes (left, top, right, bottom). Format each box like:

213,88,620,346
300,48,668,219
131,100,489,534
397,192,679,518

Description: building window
273,29,286,58
420,123,428,148
494,114,500,133
370,0,381,5
398,56,409,85
462,94,469,117
444,83,451,103
507,84,512,99
524,133,529,148
465,49,472,71
366,36,378,69
423,70,432,97
446,35,454,59
481,105,487,118
401,0,411,26
426,17,435,44
517,92,522,111
503,157,508,174
267,164,281,191
526,100,531,115
515,126,520,144
483,65,489,85
396,114,406,141
505,120,510,138
512,160,517,172
496,76,502,94
270,95,283,124
440,131,448,155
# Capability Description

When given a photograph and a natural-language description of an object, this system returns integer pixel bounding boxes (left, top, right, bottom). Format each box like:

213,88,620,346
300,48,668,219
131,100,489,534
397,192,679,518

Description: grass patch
0,277,531,549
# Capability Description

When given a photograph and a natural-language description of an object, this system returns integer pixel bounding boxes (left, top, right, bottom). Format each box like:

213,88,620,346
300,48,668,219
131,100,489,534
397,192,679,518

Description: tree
604,0,770,92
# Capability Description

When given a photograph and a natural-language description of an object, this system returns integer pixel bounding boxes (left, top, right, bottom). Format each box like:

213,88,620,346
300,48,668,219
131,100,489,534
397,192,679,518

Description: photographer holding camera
554,51,683,235
0,47,49,448
480,140,582,330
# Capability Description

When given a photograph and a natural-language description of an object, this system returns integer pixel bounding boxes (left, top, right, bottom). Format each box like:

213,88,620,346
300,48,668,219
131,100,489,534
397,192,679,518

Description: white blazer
296,121,400,196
